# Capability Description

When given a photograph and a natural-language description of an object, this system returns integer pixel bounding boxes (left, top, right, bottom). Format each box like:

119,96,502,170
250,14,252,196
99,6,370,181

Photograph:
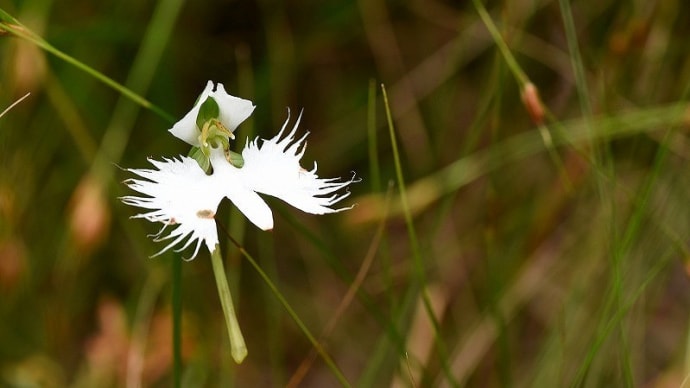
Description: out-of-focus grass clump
2,0,690,386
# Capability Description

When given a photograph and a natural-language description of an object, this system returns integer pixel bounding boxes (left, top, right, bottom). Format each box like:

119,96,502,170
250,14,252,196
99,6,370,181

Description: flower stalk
210,244,247,363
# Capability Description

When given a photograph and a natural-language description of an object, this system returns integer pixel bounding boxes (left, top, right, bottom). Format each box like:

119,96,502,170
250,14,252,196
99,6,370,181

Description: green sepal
188,146,212,174
227,151,244,168
196,96,220,130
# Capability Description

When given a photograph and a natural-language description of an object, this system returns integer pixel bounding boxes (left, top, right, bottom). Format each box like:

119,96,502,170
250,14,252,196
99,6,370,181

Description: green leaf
227,150,244,168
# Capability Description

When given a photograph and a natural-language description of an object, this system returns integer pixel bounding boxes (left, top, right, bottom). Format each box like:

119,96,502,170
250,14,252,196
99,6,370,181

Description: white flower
169,81,255,146
122,110,356,260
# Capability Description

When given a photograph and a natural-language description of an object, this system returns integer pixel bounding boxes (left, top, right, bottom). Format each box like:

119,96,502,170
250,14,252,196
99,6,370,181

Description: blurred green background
2,0,690,386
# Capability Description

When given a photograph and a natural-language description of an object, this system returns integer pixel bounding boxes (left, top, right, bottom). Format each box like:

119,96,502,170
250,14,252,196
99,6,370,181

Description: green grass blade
381,83,458,387
0,8,174,123
352,102,690,223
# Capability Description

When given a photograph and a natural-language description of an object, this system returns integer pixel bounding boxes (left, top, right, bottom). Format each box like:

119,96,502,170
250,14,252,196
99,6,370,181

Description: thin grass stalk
287,187,391,387
257,232,284,384
557,0,595,153
355,101,690,224
558,0,624,381
366,79,396,316
0,9,173,123
572,250,674,385
276,206,410,355
470,0,527,85
91,0,184,184
471,0,568,185
219,226,351,387
573,71,690,387
380,84,458,387
0,92,30,118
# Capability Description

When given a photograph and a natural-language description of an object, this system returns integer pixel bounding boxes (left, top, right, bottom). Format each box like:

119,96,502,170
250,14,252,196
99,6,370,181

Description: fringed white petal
233,110,358,215
121,155,225,259
169,81,255,146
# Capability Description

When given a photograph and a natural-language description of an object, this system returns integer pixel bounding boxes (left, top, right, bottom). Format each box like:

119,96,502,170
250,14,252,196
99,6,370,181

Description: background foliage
1,0,690,386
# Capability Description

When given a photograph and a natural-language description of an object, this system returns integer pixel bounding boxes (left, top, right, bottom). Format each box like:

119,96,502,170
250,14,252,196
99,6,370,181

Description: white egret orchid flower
121,81,356,260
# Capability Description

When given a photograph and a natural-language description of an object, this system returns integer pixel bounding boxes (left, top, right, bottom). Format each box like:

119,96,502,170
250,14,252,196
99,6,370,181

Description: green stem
471,0,528,86
210,245,247,363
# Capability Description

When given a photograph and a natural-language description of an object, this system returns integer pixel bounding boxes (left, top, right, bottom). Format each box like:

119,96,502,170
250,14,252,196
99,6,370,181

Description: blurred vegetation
1,0,690,386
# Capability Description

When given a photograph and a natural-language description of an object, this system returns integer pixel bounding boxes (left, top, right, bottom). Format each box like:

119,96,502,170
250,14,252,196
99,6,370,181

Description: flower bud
521,82,545,125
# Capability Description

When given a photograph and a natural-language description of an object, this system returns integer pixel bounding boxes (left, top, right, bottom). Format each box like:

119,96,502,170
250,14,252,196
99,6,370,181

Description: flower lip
169,81,255,146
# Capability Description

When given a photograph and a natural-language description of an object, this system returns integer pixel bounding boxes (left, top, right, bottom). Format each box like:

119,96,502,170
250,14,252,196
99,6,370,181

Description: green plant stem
471,0,568,183
210,245,248,364
471,0,528,86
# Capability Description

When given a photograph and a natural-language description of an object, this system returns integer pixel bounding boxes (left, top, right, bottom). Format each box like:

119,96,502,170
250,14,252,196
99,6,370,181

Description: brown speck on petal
196,210,215,219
